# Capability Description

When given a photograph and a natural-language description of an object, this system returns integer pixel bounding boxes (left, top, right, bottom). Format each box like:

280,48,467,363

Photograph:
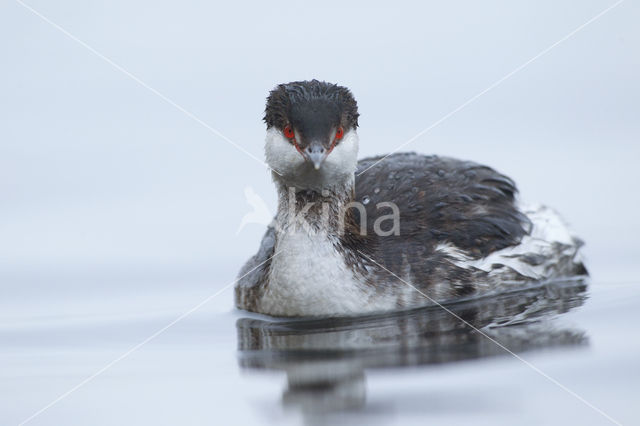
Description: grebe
235,80,587,317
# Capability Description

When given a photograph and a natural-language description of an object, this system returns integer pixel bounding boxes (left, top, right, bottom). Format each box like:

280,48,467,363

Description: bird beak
304,141,328,170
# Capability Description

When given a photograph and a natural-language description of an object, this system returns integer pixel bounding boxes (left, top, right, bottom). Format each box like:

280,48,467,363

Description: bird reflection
236,279,588,420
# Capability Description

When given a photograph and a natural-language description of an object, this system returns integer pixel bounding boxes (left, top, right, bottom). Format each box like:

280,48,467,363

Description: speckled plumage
235,80,587,317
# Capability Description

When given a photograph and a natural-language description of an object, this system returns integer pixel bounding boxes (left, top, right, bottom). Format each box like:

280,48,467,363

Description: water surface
2,276,638,425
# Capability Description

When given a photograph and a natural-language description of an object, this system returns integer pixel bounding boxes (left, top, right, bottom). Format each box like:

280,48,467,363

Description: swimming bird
235,80,587,317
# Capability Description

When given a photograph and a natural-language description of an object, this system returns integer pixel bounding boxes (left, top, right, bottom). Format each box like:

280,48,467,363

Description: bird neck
273,175,356,235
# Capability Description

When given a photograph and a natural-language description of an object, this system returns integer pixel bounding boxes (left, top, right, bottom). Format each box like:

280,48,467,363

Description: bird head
264,80,360,191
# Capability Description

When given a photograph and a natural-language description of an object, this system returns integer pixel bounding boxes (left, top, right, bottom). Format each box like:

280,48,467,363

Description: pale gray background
1,1,639,425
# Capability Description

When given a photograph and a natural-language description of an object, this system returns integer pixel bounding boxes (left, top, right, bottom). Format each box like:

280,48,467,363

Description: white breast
260,230,390,316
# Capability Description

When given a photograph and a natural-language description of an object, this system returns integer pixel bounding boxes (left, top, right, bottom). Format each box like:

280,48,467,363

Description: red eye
283,125,295,139
335,126,344,140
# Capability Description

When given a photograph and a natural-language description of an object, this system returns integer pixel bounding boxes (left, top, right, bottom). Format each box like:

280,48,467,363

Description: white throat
264,128,359,192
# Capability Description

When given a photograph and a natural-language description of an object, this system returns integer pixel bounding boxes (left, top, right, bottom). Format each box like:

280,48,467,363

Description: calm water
1,274,638,425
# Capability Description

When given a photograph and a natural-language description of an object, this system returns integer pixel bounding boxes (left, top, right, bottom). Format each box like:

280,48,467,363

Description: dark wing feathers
353,153,530,282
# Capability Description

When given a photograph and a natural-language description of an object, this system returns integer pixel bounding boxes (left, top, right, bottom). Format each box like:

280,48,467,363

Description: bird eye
335,126,344,140
283,125,295,139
